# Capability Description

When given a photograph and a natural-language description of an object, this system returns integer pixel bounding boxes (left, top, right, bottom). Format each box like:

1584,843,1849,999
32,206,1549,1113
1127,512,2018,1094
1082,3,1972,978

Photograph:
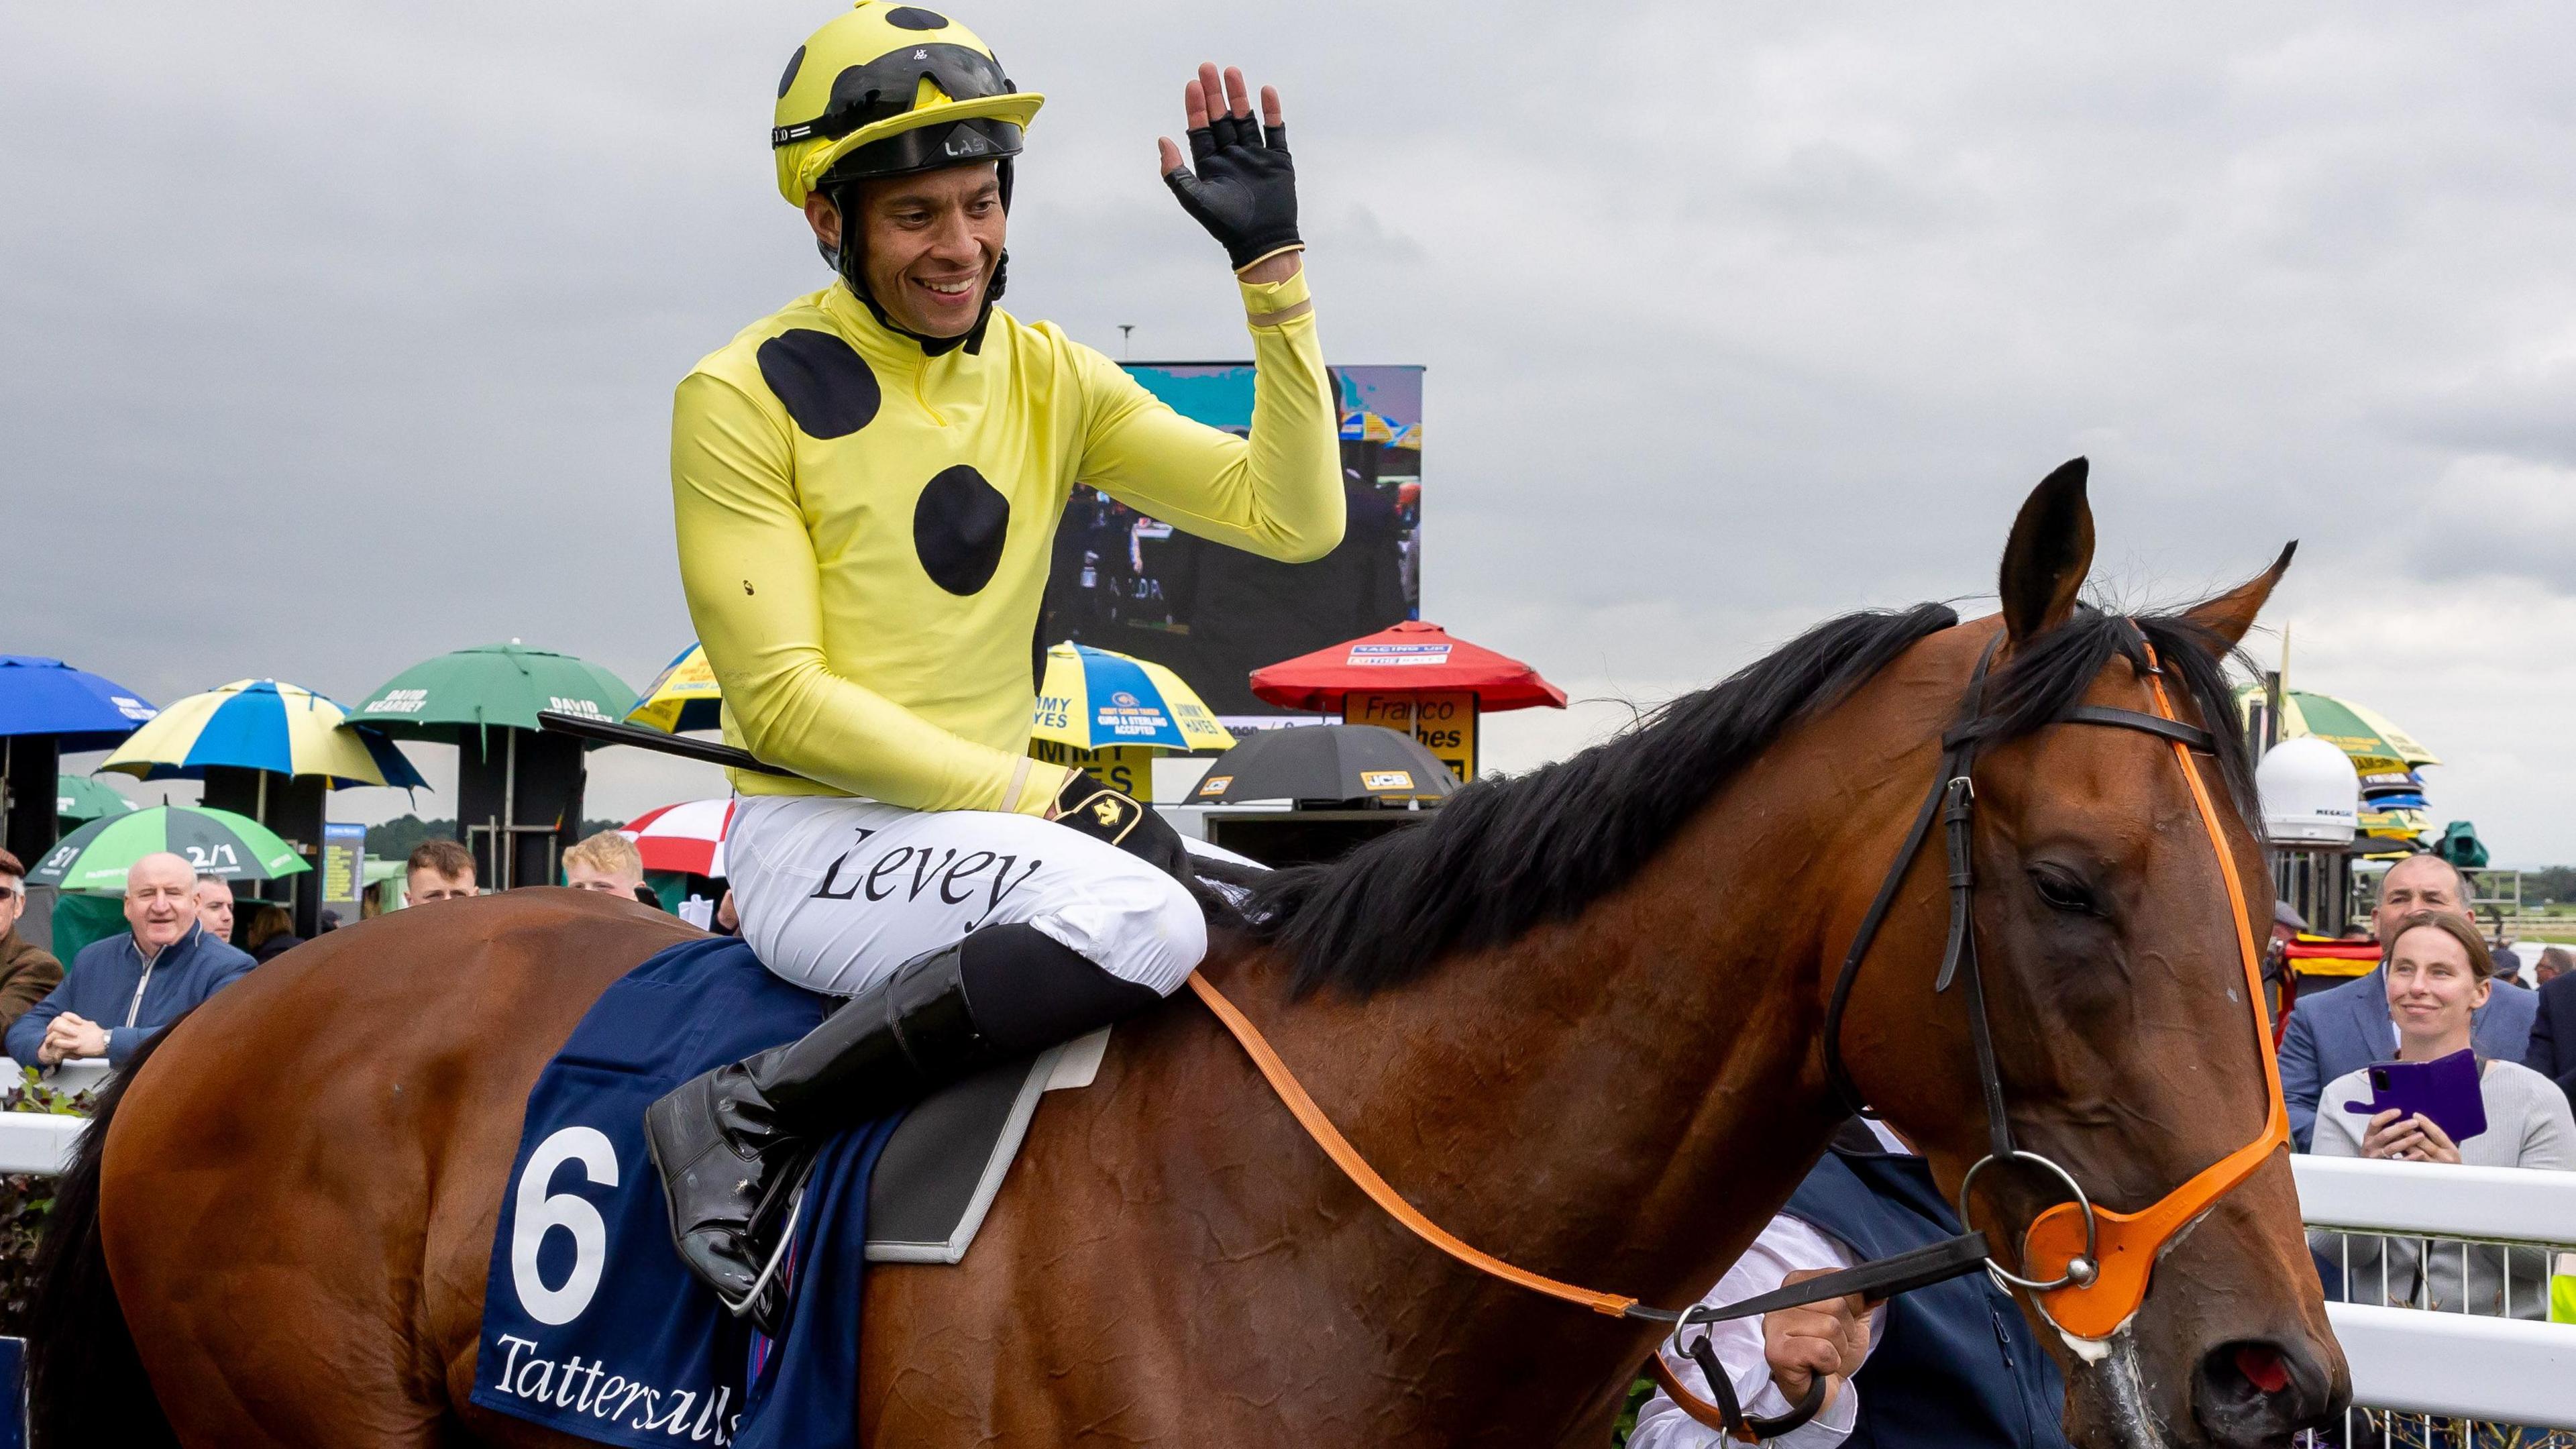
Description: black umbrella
1190,725,1460,806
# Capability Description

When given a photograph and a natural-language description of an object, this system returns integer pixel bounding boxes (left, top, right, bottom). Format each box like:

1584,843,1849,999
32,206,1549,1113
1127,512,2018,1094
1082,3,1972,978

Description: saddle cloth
470,936,1104,1448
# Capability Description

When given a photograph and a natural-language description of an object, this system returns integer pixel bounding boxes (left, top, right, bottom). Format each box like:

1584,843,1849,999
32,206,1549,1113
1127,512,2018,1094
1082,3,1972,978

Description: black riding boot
642,923,1161,1330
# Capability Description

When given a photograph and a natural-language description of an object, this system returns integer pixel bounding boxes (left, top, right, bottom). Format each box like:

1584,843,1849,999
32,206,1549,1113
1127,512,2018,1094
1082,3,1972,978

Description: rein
1189,621,2290,1439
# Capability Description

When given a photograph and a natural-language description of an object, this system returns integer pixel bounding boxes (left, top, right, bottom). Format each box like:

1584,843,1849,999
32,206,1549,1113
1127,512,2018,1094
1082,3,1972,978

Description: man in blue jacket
2524,966,2576,1114
5,852,254,1069
2279,853,2535,1150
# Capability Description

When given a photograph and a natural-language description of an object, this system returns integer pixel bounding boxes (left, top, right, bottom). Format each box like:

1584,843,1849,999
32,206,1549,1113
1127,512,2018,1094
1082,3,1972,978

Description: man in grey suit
2279,853,2538,1149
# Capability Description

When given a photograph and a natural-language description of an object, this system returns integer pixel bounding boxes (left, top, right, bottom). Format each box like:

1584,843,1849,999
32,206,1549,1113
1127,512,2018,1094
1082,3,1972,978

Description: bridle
1814,623,2289,1338
1181,618,2290,1441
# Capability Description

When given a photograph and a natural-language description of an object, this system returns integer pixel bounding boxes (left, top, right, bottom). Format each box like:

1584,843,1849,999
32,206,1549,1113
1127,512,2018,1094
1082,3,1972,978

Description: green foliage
364,815,456,859
5,1067,93,1117
1611,1373,1652,1445
2524,865,2576,906
0,1067,96,1334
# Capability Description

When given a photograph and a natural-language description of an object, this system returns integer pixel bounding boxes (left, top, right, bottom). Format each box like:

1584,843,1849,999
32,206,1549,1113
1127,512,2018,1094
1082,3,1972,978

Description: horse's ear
2182,541,2297,650
1998,458,2095,643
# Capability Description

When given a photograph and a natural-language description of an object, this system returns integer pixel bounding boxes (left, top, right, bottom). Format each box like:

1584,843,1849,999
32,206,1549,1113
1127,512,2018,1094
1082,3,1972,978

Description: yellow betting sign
1342,691,1477,784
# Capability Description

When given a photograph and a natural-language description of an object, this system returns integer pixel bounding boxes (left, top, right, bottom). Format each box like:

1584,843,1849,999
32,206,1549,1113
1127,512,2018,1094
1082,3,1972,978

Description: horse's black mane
1246,601,2256,998
1957,605,2258,817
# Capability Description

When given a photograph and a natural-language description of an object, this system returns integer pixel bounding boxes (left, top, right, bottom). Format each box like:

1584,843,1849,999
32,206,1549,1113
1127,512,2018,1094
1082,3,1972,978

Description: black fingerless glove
1163,110,1301,271
1053,776,1193,881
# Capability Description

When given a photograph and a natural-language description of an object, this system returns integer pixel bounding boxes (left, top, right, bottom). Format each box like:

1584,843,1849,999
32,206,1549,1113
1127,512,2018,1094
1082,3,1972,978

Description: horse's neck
1229,737,1895,1436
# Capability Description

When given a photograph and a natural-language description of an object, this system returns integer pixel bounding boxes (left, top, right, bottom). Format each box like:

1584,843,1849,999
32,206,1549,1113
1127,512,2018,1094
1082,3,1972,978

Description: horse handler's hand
1157,62,1301,282
1762,1268,1870,1413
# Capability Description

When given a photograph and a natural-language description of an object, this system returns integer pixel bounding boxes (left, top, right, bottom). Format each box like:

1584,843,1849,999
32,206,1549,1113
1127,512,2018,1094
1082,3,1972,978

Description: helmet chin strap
822,158,1011,358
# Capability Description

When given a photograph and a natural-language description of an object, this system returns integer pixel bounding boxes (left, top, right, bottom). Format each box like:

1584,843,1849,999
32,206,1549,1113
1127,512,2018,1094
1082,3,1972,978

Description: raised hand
1157,62,1301,274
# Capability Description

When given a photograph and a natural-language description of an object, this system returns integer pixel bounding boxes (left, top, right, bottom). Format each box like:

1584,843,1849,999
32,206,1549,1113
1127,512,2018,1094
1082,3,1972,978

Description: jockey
645,1,1342,1324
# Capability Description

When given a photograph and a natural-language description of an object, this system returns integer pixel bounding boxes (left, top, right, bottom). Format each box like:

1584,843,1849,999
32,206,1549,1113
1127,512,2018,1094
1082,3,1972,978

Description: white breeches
723,794,1208,999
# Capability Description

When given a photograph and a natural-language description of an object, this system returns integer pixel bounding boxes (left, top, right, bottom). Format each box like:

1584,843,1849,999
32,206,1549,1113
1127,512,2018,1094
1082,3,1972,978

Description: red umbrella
621,798,735,877
1249,621,1566,712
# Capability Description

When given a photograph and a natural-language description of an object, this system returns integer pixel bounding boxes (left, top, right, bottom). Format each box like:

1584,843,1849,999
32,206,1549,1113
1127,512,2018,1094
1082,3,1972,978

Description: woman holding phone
2310,909,2576,1318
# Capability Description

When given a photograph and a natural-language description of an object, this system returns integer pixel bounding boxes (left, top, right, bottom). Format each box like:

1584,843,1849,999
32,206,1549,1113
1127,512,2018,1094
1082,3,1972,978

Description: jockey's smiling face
804,161,1005,339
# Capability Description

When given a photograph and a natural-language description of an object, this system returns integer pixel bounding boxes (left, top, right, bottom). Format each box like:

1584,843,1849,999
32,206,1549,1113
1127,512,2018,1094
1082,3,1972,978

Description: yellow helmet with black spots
771,3,1044,208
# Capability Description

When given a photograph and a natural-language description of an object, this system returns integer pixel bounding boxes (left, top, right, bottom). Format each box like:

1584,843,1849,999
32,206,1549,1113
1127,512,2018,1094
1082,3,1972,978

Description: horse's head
1845,461,2347,1449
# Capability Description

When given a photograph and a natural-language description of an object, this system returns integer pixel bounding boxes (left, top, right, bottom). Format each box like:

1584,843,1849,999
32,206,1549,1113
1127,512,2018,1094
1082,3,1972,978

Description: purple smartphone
2341,1047,2487,1144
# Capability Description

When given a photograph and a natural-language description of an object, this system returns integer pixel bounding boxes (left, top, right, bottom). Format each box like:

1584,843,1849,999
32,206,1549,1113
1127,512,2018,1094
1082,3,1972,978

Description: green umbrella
345,641,636,745
26,805,311,890
55,773,137,824
2237,686,2438,778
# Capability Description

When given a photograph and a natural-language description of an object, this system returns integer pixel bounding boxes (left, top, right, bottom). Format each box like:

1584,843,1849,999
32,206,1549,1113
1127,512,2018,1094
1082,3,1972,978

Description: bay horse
30,462,2345,1448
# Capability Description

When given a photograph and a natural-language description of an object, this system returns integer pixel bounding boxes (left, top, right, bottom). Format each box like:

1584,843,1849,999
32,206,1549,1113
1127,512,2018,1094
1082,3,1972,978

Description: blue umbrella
0,655,159,750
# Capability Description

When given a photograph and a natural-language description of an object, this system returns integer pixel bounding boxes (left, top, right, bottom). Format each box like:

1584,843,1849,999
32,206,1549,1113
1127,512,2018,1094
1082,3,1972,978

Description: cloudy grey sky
7,3,2575,858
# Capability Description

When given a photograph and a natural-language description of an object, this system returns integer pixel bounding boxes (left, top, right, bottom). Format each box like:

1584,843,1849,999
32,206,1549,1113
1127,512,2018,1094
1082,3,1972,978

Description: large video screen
1038,364,1423,722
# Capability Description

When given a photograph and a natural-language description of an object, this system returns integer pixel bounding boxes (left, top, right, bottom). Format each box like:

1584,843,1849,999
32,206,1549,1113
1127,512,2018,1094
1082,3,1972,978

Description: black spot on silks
778,44,805,99
912,465,1010,594
885,8,949,30
756,329,881,439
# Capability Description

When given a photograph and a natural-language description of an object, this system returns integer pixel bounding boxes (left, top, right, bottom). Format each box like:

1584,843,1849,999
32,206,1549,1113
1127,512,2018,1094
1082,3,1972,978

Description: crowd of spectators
2279,854,2540,1148
0,828,689,1076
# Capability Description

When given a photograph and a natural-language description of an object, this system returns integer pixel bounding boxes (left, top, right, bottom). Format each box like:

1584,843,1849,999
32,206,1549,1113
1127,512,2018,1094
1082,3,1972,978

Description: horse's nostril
2197,1338,2331,1444
2232,1344,2290,1395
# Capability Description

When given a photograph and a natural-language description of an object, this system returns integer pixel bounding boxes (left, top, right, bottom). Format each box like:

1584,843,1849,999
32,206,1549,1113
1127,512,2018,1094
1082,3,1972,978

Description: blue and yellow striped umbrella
100,679,426,789
1032,643,1234,752
626,643,724,734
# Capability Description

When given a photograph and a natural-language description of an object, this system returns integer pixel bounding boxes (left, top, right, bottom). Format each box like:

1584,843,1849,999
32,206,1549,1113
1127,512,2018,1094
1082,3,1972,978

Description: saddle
863,1026,1108,1262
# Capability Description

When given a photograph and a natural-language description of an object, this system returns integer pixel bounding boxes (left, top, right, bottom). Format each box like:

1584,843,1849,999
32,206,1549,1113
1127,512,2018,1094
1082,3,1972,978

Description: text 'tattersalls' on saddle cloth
470,936,894,1449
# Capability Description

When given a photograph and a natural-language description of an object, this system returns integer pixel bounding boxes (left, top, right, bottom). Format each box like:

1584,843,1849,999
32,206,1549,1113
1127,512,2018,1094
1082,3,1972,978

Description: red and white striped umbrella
621,798,735,877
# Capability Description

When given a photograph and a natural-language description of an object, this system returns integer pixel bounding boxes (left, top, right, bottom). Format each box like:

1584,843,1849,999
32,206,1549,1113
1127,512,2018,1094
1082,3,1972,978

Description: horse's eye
2030,868,2098,915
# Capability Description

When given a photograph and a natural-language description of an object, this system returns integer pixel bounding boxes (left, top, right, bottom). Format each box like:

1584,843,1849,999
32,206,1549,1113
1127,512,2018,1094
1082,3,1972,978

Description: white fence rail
0,1089,2563,1428
0,1116,80,1176
2291,1154,2576,1243
2326,1302,2576,1423
2289,1157,2572,1435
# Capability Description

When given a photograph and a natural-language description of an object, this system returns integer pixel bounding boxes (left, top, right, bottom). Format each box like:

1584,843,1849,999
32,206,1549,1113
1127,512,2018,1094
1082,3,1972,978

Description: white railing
0,1059,111,1099
2292,1155,2576,1439
2324,1303,2575,1424
0,1058,109,1173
